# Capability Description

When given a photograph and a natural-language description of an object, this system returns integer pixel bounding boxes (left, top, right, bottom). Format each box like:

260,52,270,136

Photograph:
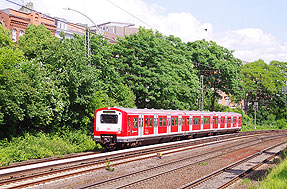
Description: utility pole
85,27,91,59
64,8,101,61
200,75,204,111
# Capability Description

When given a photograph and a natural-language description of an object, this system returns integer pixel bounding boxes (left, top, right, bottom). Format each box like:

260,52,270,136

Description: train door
144,115,154,135
158,115,167,134
233,117,237,127
203,116,211,130
220,117,225,128
213,116,218,129
227,117,231,128
128,115,139,136
238,116,242,128
171,116,178,132
182,116,190,132
192,116,201,130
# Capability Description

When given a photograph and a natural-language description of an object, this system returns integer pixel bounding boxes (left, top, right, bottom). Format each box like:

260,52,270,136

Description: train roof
96,107,241,116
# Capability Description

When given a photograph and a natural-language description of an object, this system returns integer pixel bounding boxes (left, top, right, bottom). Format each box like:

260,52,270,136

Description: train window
186,117,190,126
163,117,167,127
149,118,153,127
204,117,208,124
221,118,225,124
145,118,149,128
182,117,185,126
228,118,231,124
171,117,175,126
175,117,178,126
100,114,118,124
133,118,138,128
159,118,163,127
128,116,130,126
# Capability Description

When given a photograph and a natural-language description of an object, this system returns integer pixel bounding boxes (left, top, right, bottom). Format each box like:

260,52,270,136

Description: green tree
37,34,101,130
18,24,57,59
187,40,243,111
90,34,135,108
241,60,286,122
0,26,13,47
112,28,200,110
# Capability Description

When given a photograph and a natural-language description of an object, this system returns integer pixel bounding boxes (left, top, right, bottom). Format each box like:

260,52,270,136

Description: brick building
0,3,56,42
93,22,139,43
0,3,138,43
54,17,86,39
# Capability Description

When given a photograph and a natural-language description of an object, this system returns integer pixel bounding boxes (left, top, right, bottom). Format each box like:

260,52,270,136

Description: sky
1,0,287,63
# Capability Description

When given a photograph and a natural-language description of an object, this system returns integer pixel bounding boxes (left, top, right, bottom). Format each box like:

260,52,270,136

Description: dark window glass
149,118,153,127
187,117,190,125
133,118,138,128
182,117,185,126
145,118,149,128
175,118,178,126
159,118,163,127
163,117,166,127
100,114,118,124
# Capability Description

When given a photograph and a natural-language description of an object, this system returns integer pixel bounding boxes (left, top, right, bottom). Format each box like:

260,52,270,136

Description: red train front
94,107,242,150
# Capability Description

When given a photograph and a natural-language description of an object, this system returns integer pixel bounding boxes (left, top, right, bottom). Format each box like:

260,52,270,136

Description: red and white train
94,107,242,149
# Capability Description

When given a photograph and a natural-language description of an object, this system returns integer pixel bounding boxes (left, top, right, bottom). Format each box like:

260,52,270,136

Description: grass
0,130,101,167
240,123,280,132
254,150,287,188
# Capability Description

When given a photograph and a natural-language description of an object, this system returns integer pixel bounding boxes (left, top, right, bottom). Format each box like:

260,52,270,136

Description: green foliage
38,35,101,130
275,119,287,129
241,60,286,122
113,28,200,109
18,24,57,59
187,40,243,111
255,154,287,188
0,129,100,166
0,25,12,47
105,160,115,172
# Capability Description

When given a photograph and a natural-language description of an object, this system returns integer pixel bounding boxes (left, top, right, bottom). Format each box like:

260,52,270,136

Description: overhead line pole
64,8,102,60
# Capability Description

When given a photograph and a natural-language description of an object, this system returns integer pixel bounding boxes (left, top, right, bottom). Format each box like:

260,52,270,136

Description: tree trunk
211,89,217,111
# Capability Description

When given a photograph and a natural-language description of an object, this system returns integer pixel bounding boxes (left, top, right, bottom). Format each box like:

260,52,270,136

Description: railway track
180,142,287,189
0,130,285,188
79,133,287,189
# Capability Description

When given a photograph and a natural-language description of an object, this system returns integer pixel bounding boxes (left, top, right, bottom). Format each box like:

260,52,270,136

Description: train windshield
100,114,118,124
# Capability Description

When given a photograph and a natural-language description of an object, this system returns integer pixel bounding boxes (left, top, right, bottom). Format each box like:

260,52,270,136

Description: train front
94,107,125,150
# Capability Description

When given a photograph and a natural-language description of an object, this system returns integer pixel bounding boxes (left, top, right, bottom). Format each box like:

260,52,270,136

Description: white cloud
2,0,286,63
217,28,287,62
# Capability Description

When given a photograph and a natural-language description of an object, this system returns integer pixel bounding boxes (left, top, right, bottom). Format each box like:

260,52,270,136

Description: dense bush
0,129,100,166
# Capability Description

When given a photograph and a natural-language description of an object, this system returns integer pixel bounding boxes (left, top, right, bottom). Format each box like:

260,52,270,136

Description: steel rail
0,131,270,178
1,133,281,188
179,142,287,189
0,131,284,188
79,134,287,189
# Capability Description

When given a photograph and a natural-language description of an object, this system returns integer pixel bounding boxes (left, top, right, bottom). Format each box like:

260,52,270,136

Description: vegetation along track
77,132,287,189
0,130,285,188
